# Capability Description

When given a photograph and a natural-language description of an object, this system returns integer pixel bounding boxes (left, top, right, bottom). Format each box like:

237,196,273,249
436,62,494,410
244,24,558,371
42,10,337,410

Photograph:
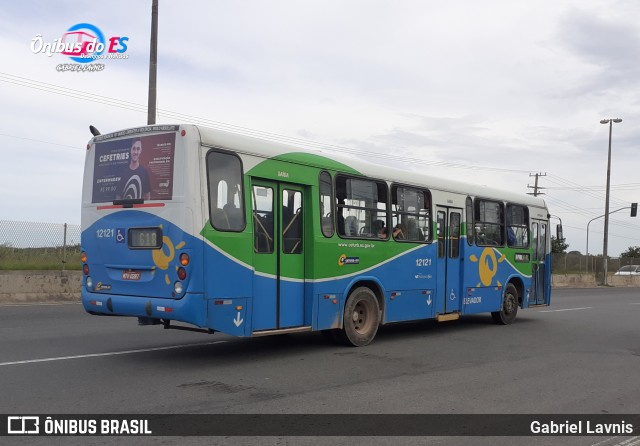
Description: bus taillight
81,252,87,263
177,267,187,281
82,264,90,275
180,253,189,266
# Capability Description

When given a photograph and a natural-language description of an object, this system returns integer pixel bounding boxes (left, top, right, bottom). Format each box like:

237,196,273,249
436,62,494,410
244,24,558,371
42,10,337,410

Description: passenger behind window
393,222,405,240
344,216,358,236
405,218,423,241
373,220,386,239
507,226,517,246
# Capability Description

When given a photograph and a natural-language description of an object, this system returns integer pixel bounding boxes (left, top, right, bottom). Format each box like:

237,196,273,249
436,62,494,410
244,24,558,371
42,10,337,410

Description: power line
1,70,637,226
0,71,533,174
0,133,83,150
561,223,640,243
546,183,640,191
547,173,629,208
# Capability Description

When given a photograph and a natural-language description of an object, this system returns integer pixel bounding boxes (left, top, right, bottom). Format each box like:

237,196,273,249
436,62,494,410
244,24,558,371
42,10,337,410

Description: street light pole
600,117,622,285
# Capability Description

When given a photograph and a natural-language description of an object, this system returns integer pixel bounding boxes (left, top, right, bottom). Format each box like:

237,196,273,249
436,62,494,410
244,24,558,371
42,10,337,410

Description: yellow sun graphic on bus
151,225,186,285
470,247,506,287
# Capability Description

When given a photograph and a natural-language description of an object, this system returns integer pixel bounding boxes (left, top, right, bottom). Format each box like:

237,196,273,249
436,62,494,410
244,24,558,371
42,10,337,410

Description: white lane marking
613,437,640,446
0,341,227,367
590,437,620,446
539,307,593,313
591,435,640,446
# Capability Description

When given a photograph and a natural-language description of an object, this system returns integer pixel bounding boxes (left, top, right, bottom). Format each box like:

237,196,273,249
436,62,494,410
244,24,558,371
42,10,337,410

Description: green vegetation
621,246,640,258
551,236,569,254
0,243,81,270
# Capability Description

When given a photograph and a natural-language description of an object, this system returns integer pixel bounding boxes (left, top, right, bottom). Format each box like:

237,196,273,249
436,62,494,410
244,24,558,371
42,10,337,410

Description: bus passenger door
436,207,463,314
531,220,549,305
251,179,305,331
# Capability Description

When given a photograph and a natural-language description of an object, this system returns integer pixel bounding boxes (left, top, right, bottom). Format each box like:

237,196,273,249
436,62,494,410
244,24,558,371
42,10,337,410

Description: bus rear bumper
81,289,206,327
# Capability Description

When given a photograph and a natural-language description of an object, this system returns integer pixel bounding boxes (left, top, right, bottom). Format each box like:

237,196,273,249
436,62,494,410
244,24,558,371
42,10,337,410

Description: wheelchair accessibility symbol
116,228,126,243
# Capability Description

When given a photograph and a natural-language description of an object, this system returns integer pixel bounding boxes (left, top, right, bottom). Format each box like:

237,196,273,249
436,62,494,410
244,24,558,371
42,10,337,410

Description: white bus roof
91,124,547,210
195,125,547,210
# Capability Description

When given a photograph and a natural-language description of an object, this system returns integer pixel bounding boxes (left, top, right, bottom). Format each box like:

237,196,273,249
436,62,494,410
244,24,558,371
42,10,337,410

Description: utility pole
147,0,158,125
527,172,546,197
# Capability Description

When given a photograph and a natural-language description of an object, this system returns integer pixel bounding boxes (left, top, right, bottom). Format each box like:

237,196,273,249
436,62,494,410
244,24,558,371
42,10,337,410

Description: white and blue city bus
81,124,552,346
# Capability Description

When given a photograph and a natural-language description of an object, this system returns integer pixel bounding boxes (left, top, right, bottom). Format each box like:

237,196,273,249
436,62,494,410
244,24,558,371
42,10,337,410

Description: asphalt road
1,288,639,446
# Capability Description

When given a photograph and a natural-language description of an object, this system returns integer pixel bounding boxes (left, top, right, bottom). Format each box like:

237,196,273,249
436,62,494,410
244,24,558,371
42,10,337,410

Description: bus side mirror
556,225,563,240
631,203,638,217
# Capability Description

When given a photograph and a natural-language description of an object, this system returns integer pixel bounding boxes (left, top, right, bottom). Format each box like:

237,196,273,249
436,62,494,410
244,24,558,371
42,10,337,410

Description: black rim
505,293,516,314
351,297,375,335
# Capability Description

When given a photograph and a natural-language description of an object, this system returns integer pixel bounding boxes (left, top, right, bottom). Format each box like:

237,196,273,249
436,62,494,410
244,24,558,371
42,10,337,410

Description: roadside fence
1,219,639,277
0,220,81,270
551,252,640,281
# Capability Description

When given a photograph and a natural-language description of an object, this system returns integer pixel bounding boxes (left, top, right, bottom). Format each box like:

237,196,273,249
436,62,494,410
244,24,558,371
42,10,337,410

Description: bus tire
336,287,380,347
492,283,518,325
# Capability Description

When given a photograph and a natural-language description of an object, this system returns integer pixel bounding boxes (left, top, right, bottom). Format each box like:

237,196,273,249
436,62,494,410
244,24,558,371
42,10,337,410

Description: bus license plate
122,270,141,281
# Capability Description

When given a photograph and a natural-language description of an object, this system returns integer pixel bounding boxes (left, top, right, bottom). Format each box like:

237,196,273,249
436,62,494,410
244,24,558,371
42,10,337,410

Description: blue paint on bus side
82,211,208,327
82,213,545,337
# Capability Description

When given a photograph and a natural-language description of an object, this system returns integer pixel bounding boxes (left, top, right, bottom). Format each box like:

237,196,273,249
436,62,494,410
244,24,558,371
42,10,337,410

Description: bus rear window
91,133,176,203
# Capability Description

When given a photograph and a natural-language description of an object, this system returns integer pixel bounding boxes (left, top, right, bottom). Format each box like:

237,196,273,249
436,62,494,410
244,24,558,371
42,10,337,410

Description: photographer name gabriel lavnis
531,420,634,435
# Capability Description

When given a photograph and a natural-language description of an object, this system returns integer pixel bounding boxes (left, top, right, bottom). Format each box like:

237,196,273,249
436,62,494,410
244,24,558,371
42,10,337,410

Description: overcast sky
1,0,639,256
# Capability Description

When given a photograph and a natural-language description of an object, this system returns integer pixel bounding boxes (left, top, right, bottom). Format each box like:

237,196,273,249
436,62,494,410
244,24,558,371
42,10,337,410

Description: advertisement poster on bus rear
91,132,175,203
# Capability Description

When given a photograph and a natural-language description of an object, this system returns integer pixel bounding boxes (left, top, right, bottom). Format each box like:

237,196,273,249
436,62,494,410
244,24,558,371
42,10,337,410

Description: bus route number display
128,228,162,249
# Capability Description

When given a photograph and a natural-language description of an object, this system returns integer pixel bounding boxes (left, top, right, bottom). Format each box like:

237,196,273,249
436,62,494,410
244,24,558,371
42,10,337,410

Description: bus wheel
337,287,380,347
492,283,518,325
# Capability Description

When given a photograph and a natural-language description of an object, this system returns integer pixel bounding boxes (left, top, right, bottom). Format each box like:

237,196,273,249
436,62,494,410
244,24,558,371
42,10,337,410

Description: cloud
552,6,640,100
1,0,639,255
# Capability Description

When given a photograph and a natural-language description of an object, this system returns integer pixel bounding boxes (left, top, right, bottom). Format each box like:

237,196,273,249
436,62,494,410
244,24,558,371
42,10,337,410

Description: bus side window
392,184,431,243
207,151,245,232
474,199,504,246
538,223,547,259
252,186,274,253
532,223,539,260
335,175,388,240
466,197,474,246
282,189,303,254
506,203,529,248
437,211,446,257
319,171,334,237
